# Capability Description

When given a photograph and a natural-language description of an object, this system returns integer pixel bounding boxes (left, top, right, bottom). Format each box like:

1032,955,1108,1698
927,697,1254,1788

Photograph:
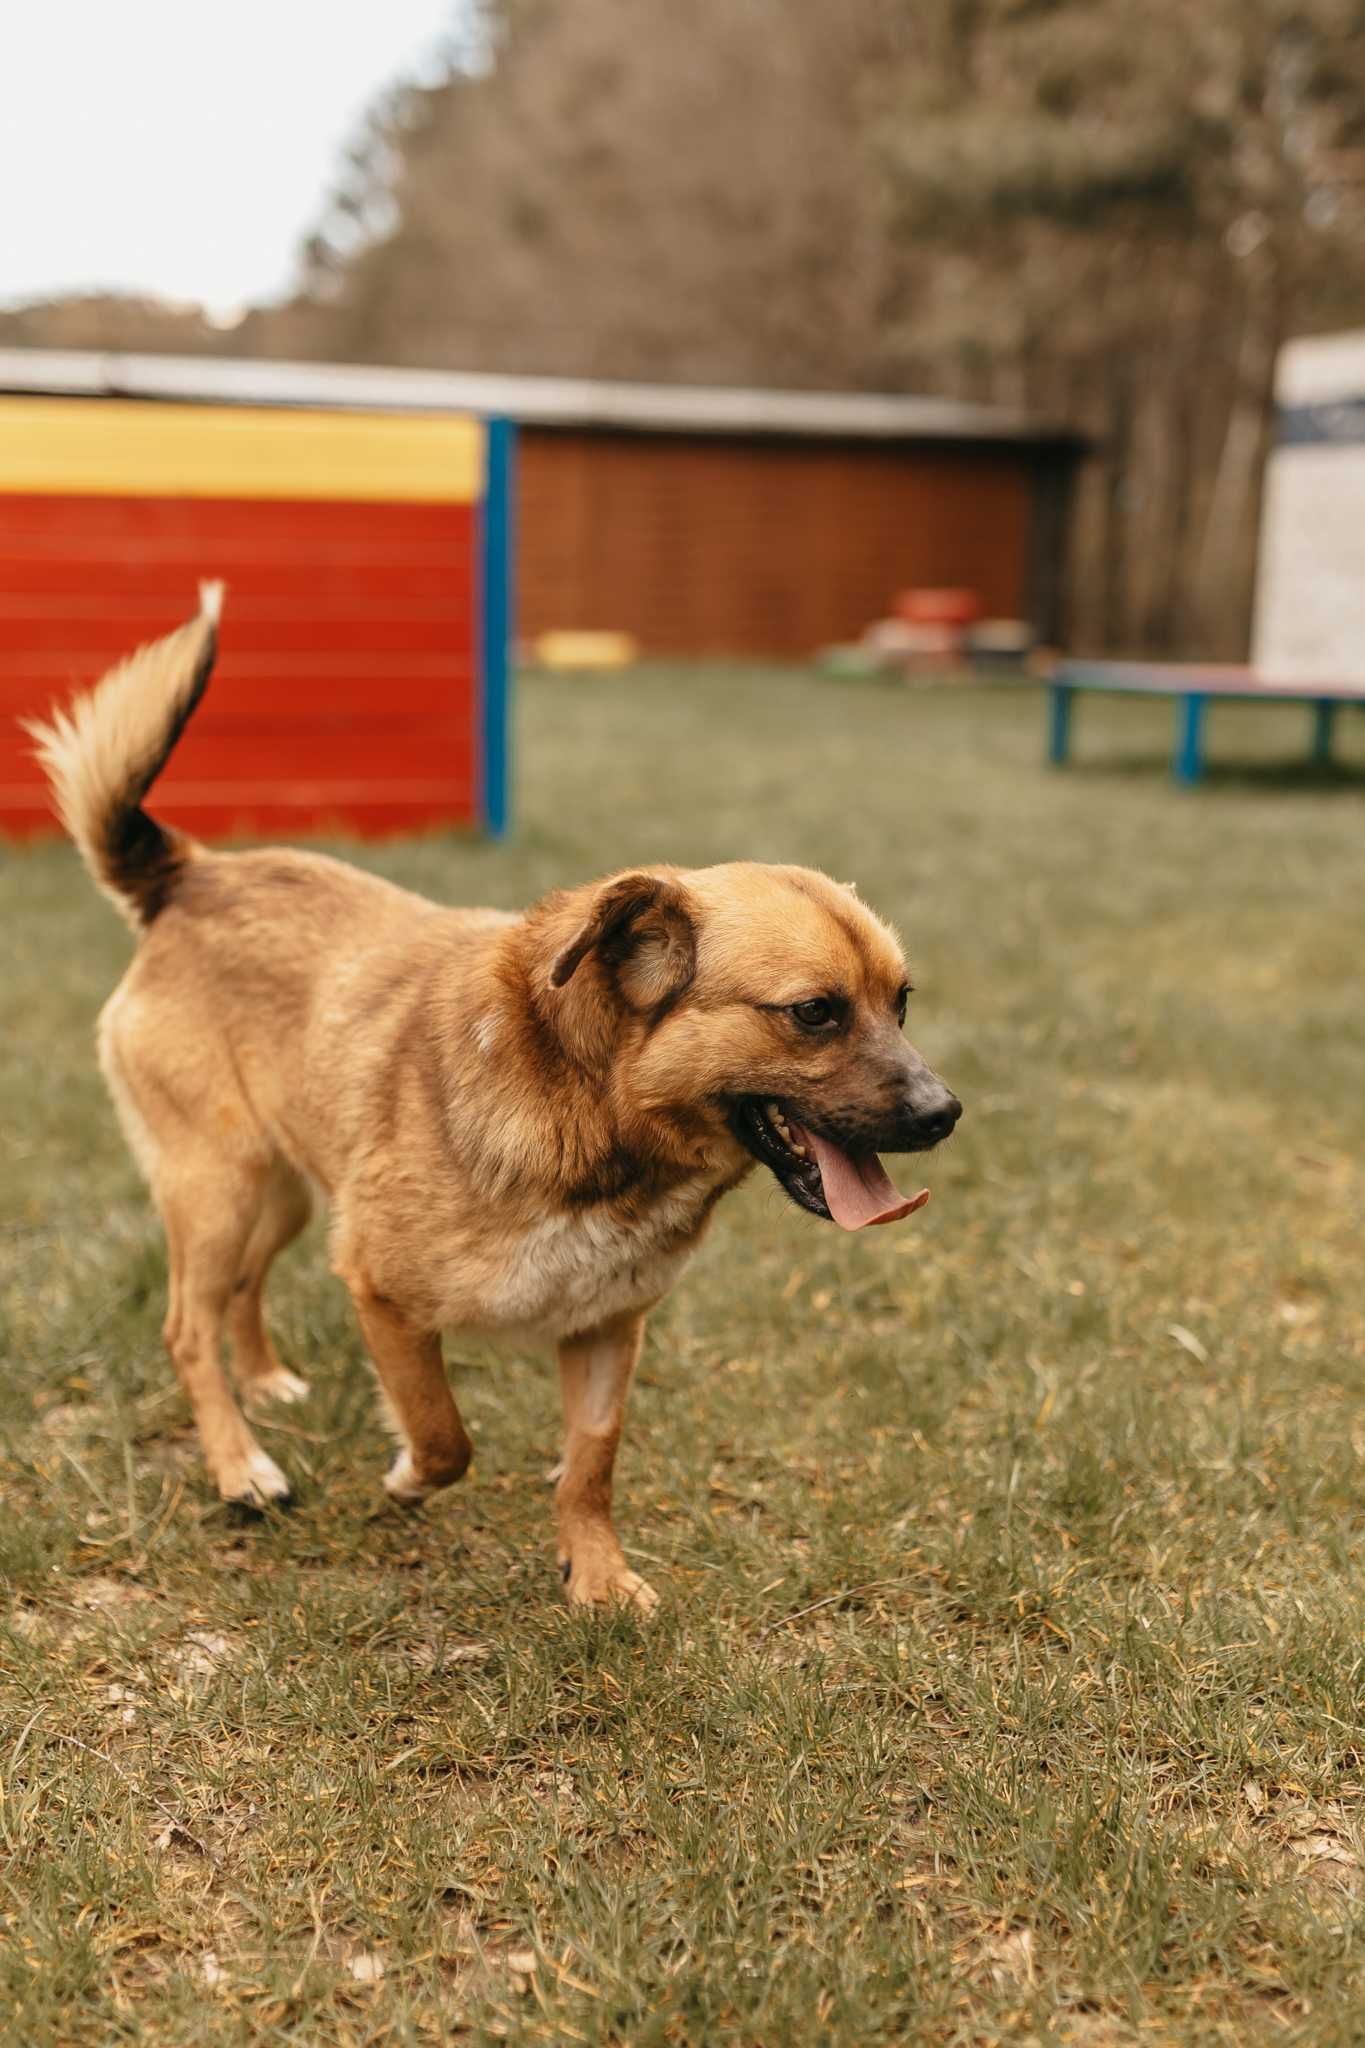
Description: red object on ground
895,587,982,628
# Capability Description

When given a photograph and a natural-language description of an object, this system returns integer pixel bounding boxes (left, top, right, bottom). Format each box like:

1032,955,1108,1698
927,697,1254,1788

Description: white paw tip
224,1450,291,1508
564,1568,659,1616
247,1368,310,1407
383,1451,429,1506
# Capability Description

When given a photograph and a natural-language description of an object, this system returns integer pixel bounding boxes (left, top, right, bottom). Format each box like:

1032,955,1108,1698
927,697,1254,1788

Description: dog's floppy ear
550,873,696,1008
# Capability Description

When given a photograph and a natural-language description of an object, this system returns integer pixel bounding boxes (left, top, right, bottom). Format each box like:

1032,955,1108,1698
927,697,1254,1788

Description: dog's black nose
912,1095,962,1145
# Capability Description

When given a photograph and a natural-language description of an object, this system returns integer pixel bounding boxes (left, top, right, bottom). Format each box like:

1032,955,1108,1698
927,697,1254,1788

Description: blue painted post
479,415,516,839
1174,693,1206,786
1311,698,1337,767
1047,683,1073,767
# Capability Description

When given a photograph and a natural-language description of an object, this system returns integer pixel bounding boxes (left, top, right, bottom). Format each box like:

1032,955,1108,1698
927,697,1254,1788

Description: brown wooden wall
517,427,1040,657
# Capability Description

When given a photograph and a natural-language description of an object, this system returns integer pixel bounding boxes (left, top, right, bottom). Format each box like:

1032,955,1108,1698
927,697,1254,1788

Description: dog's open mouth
728,1099,930,1231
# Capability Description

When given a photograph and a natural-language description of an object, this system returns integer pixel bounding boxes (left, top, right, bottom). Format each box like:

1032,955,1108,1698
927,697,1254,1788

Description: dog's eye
895,985,910,1027
791,997,839,1031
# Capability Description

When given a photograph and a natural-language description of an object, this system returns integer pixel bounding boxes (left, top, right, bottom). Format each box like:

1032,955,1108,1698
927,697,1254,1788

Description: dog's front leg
556,1312,657,1614
343,1271,473,1505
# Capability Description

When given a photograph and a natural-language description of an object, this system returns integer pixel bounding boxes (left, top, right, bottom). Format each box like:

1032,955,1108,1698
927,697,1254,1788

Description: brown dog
29,589,961,1611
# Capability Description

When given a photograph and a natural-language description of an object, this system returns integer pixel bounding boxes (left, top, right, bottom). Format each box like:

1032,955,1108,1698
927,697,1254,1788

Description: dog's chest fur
459,1175,729,1345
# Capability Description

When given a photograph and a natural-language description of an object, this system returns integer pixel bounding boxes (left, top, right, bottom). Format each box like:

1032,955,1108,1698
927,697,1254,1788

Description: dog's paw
383,1449,435,1507
218,1447,292,1509
560,1553,659,1616
383,1436,472,1506
243,1367,311,1408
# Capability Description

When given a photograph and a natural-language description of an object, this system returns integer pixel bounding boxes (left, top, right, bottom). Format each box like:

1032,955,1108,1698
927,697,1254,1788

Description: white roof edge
0,347,1081,444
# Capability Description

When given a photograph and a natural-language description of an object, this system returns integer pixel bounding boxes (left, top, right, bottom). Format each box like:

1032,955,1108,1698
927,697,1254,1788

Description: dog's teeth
765,1100,807,1155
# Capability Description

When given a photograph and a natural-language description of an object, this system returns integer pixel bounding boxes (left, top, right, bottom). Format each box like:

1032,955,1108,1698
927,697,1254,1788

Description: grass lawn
3,666,1365,2046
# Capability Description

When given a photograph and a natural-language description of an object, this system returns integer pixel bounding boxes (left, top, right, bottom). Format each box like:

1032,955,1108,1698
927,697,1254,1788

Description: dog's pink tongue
799,1128,931,1231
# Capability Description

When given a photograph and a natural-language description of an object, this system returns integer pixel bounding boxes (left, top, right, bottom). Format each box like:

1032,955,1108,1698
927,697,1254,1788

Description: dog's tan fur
29,593,957,1611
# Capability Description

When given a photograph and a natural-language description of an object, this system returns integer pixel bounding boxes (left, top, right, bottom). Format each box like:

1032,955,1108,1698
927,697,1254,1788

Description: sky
1,1,461,317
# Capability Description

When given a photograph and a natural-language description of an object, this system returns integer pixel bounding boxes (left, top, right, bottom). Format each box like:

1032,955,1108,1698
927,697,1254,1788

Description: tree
11,0,1364,655
283,0,918,390
875,0,1365,650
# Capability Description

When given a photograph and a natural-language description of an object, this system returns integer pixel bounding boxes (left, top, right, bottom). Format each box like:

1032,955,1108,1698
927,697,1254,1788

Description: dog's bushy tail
24,582,223,929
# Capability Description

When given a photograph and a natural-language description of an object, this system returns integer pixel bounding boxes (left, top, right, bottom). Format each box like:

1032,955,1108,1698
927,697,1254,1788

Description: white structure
1253,331,1365,683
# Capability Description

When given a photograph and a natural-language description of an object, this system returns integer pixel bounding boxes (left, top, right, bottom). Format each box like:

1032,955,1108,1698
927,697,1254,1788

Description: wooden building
510,383,1082,658
0,352,1082,671
0,355,511,841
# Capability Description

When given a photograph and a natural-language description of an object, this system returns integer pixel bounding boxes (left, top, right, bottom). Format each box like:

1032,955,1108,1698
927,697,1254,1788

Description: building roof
0,348,1083,448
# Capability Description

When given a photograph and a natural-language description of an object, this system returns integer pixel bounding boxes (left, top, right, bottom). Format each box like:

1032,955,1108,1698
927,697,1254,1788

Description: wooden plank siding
0,398,489,841
517,428,1037,657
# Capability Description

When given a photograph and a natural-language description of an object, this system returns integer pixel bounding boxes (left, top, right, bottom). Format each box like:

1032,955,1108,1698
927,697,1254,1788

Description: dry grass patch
4,668,1365,2043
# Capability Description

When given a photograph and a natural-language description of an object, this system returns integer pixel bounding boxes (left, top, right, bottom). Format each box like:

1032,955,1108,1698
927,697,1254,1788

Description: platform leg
1174,693,1207,786
1311,698,1337,767
1048,684,1074,767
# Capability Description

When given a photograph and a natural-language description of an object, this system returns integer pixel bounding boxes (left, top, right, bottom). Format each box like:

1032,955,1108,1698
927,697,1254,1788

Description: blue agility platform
1047,661,1365,786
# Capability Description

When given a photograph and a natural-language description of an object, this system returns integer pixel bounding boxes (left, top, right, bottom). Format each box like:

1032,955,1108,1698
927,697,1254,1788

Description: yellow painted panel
0,399,484,503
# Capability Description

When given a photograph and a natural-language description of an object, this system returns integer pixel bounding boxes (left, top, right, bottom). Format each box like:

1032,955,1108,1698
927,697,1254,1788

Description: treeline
7,0,1365,656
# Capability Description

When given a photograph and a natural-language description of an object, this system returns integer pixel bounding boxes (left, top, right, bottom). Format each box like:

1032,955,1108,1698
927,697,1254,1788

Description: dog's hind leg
338,1264,472,1505
100,990,293,1507
228,1161,313,1408
555,1311,656,1614
160,1170,294,1507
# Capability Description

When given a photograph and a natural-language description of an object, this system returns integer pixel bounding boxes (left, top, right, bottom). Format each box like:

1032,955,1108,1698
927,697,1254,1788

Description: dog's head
538,862,961,1229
